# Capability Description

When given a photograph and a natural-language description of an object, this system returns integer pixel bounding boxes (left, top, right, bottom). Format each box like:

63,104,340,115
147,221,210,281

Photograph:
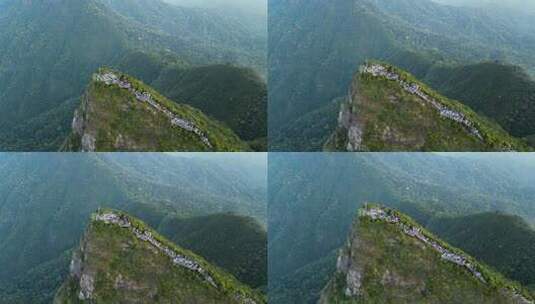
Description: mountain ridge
319,205,533,303
269,0,535,150
268,153,535,303
0,0,265,150
61,68,250,152
53,209,265,303
0,153,266,303
325,62,529,151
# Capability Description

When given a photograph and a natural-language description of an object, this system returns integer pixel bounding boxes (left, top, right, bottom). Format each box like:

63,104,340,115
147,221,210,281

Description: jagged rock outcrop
54,210,265,304
362,64,483,140
325,62,529,152
94,212,218,288
318,205,534,304
94,72,212,148
61,69,250,152
360,207,486,283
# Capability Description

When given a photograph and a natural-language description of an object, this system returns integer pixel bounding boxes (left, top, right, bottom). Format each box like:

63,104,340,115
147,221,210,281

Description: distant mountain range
0,153,266,303
268,153,535,303
269,0,535,150
0,0,266,150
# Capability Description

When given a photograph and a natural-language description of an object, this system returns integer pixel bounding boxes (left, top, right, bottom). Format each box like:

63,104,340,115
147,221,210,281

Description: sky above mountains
432,0,535,13
163,0,267,17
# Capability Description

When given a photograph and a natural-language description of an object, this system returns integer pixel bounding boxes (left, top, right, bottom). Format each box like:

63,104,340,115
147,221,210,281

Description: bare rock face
66,234,96,301
346,126,363,152
337,231,364,298
69,250,82,279
335,100,364,152
68,93,97,152
344,269,363,297
78,273,95,300
81,134,96,152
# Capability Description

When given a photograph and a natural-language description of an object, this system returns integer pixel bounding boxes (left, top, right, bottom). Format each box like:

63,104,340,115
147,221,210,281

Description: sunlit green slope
54,210,265,304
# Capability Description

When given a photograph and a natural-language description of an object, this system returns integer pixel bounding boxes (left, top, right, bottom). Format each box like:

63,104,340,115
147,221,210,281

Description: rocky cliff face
318,205,534,304
61,68,250,152
325,62,529,152
53,210,265,304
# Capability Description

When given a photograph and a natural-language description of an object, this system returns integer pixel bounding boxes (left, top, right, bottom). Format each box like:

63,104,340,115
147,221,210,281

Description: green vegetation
328,62,530,151
271,98,342,151
268,153,535,303
428,212,535,289
115,51,268,149
159,213,267,289
0,0,265,150
269,252,337,304
152,64,267,144
62,68,250,152
54,210,266,303
424,62,535,140
0,153,266,303
269,0,535,151
319,206,533,303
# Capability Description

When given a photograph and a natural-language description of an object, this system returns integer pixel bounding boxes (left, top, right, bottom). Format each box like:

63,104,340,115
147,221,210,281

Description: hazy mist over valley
270,0,535,152
163,0,267,17
0,153,267,303
269,153,535,303
0,0,267,151
2,0,535,303
432,0,535,12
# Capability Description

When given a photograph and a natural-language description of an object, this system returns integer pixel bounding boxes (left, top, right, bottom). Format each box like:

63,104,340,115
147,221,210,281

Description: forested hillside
0,153,266,303
159,213,267,289
319,206,533,303
428,212,535,290
53,210,266,304
61,69,251,152
0,0,266,150
269,0,535,150
325,63,529,151
268,153,535,303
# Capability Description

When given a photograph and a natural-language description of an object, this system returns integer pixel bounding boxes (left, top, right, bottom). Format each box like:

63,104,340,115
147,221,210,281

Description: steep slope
0,0,265,150
269,0,397,130
159,213,267,289
319,206,533,303
325,63,529,151
270,98,342,152
424,62,535,140
427,213,535,289
0,0,129,150
54,210,265,304
61,69,250,152
0,153,266,303
111,51,268,150
151,64,267,145
269,0,535,150
268,153,535,303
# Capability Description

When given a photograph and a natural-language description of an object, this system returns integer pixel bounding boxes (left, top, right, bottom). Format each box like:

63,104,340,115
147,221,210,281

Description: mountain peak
54,209,265,304
61,69,249,152
319,205,533,303
325,62,529,152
